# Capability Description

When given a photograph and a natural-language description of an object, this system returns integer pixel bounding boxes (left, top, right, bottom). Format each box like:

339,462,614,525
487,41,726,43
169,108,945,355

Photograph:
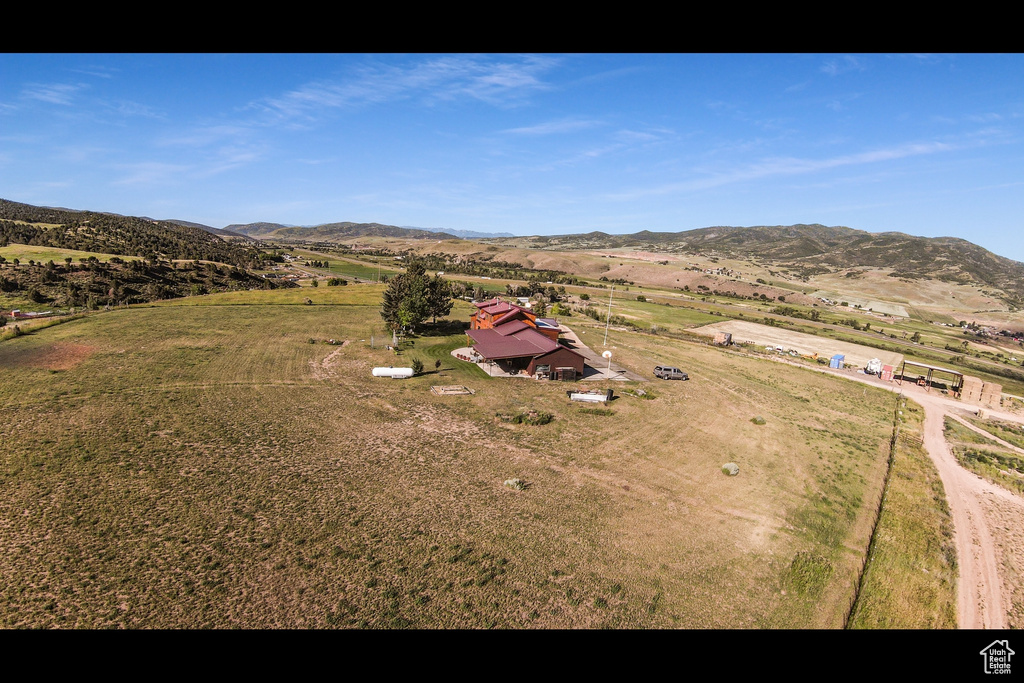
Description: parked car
654,365,689,380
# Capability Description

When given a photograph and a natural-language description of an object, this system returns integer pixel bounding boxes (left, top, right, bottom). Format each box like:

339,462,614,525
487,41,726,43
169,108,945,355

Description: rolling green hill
499,224,1024,306
227,221,457,241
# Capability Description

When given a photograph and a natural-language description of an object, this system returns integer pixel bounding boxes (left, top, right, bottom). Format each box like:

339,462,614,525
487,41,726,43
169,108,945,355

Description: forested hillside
0,199,265,268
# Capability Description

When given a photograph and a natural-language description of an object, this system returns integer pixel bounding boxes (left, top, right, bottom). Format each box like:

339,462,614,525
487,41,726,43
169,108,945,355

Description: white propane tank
372,367,415,379
570,391,608,403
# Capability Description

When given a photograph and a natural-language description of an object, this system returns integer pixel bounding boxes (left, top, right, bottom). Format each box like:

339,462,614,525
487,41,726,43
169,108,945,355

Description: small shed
829,354,846,369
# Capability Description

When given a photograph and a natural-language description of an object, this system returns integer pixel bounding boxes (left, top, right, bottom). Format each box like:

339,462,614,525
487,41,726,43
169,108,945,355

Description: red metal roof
492,307,531,325
468,322,560,360
473,297,502,309
494,320,530,336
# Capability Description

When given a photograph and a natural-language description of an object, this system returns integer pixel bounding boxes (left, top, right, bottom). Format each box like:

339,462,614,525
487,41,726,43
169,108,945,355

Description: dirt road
861,378,1024,628
917,396,1018,629
781,359,1024,628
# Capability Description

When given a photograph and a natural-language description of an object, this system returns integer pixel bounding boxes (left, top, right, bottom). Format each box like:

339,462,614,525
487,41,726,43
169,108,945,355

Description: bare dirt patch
309,342,349,380
692,320,904,369
0,342,97,371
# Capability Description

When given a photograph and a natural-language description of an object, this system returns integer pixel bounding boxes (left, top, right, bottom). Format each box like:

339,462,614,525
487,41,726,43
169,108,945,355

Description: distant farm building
896,360,964,393
897,362,1003,407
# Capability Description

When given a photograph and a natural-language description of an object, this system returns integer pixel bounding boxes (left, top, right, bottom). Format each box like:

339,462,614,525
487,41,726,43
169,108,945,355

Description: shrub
411,358,424,375
496,411,553,426
578,407,614,416
623,388,655,400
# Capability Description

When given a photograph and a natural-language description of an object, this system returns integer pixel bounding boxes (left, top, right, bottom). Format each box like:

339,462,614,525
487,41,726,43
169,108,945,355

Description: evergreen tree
380,262,453,332
427,274,453,323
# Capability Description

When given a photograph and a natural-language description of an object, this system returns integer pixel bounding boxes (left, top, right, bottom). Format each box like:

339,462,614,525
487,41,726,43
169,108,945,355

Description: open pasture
0,244,143,265
0,289,898,628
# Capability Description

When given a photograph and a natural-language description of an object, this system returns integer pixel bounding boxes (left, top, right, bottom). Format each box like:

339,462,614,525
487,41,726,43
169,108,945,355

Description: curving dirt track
917,395,1020,629
762,355,1024,628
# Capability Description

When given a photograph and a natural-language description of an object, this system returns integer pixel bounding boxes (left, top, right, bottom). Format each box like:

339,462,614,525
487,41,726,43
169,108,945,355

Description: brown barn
467,317,585,379
470,298,561,341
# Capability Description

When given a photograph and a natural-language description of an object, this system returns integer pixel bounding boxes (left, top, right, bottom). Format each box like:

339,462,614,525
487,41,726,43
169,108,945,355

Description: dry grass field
0,286,904,628
849,399,957,628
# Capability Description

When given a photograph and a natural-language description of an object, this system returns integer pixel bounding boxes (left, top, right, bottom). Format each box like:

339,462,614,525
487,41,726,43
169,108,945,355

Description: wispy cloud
295,157,337,166
113,161,193,186
194,146,267,178
157,124,255,148
901,53,946,66
105,100,163,119
966,112,1004,123
613,128,668,143
69,65,119,79
503,117,602,135
21,82,88,105
255,54,558,123
154,123,268,177
546,144,627,169
820,55,866,77
607,140,956,200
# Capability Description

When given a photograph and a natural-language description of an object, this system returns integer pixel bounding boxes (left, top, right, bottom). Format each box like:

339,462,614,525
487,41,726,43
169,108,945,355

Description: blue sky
3,53,1023,260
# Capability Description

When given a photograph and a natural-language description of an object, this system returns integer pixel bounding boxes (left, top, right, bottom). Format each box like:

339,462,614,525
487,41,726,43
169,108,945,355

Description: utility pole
603,286,615,346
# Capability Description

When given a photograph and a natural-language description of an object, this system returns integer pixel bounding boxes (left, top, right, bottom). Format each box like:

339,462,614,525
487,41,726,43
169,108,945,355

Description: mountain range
4,198,1023,305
